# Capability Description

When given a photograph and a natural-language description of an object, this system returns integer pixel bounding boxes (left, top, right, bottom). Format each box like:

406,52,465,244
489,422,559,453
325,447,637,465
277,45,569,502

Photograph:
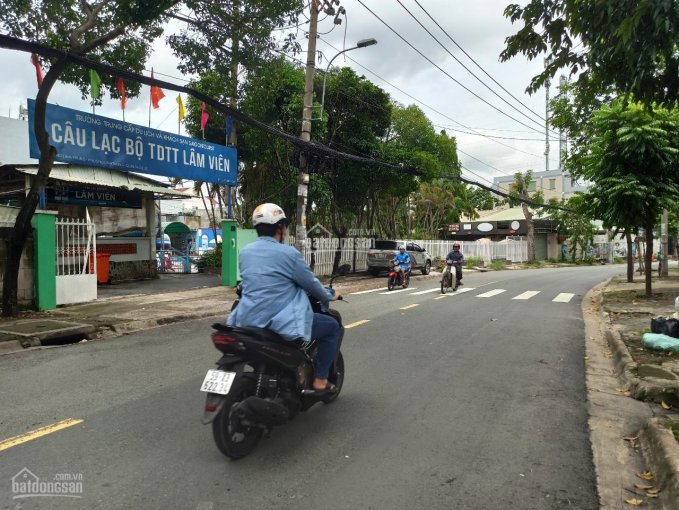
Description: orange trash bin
89,252,111,284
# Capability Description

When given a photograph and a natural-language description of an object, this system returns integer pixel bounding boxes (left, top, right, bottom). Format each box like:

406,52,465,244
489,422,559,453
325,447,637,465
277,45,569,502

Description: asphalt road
0,265,622,509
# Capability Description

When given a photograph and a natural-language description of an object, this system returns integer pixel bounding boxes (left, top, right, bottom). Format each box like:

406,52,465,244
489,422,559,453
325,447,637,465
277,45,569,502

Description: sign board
28,99,237,185
45,183,142,208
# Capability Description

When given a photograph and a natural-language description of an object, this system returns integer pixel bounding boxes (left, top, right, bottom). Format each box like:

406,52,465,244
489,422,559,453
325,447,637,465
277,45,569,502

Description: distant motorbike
440,259,460,294
200,266,349,460
387,260,410,291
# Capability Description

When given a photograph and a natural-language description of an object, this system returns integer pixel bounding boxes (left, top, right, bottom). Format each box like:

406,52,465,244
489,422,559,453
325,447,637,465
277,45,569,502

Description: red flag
150,68,165,109
30,54,43,87
200,102,209,132
116,77,127,110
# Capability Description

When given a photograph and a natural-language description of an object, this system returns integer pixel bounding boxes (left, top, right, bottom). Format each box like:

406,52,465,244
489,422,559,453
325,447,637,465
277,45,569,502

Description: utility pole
558,75,567,173
544,61,551,174
295,0,320,253
661,209,669,277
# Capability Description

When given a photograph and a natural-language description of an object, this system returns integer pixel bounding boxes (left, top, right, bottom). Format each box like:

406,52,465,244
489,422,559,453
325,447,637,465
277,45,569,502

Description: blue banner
46,183,142,208
28,99,237,185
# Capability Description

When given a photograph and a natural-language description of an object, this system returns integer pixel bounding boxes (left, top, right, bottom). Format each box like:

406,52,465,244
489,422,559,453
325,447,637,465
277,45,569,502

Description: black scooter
200,266,348,460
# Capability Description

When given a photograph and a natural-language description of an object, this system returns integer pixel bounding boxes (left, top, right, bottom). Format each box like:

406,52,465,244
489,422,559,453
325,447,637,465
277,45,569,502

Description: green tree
506,170,544,262
468,186,500,212
581,101,679,296
546,195,595,262
0,0,176,316
501,0,679,108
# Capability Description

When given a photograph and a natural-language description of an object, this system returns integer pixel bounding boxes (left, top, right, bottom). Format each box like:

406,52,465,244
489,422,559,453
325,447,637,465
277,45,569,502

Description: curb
595,277,679,507
638,417,679,508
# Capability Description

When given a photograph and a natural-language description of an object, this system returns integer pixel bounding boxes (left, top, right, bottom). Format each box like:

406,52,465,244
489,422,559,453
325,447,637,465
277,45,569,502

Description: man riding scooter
392,245,412,284
445,243,464,285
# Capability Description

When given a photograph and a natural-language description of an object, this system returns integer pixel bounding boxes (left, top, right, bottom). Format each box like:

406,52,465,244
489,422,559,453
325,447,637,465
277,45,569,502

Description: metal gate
55,210,97,305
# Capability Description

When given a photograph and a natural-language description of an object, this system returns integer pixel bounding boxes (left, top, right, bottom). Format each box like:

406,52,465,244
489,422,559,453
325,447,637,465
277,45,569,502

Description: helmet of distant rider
453,243,460,249
252,203,288,226
399,245,406,252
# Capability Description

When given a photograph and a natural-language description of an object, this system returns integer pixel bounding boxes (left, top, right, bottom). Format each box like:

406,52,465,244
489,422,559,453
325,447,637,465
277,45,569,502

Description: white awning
12,165,193,198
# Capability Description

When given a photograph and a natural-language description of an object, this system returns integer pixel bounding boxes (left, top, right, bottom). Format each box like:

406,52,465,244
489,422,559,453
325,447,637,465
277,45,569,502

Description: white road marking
349,288,384,295
476,289,506,298
553,293,575,303
455,287,475,294
410,288,442,295
379,287,418,295
513,291,540,300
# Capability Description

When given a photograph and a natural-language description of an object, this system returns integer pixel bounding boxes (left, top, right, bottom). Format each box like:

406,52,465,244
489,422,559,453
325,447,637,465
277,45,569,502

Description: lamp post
320,38,377,122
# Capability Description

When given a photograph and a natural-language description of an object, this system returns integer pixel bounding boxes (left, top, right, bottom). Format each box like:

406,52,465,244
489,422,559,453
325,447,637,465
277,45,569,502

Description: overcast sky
0,0,564,189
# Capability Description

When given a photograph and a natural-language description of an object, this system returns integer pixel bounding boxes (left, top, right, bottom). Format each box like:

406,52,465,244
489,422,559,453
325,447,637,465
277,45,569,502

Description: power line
356,0,547,136
317,36,556,161
0,34,573,213
398,0,546,131
433,123,558,142
412,0,546,122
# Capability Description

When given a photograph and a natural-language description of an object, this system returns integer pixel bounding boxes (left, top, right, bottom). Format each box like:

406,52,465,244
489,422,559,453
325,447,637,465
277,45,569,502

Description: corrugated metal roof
13,165,193,198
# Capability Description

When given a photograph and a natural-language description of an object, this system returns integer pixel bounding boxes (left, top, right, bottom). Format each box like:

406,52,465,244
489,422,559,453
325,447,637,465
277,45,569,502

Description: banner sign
45,183,142,209
28,99,237,185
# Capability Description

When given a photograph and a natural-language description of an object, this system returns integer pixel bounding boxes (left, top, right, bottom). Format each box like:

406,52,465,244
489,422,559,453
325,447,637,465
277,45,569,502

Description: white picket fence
287,236,528,276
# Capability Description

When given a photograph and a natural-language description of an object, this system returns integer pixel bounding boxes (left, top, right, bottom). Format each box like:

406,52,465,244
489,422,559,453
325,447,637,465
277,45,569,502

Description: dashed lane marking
476,289,507,298
349,288,384,295
434,295,448,300
409,288,442,296
553,293,575,303
513,291,541,300
400,304,420,310
0,419,84,453
345,319,371,329
379,287,418,295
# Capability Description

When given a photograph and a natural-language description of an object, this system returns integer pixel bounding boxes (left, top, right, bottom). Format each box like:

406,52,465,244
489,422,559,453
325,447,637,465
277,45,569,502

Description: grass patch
670,421,679,443
465,256,484,267
488,260,507,270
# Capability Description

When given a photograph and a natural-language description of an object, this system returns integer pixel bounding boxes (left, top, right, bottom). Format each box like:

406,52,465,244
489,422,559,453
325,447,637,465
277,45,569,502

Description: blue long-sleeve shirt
226,236,334,341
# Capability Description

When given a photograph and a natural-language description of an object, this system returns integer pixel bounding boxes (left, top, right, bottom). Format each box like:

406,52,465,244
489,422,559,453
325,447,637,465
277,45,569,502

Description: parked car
367,240,432,276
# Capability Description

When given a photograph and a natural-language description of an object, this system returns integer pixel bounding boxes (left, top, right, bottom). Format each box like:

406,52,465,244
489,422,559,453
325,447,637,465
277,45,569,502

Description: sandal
310,382,337,394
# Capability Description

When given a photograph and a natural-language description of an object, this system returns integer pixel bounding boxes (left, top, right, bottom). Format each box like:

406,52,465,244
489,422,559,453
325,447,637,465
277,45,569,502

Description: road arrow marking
553,293,575,303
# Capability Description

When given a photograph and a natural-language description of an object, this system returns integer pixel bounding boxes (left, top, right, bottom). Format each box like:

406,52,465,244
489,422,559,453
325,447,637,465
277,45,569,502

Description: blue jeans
310,313,341,379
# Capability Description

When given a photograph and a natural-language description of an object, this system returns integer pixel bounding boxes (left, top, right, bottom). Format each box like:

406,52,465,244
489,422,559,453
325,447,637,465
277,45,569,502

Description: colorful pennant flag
200,102,209,136
89,69,101,100
30,54,43,87
176,94,185,121
116,78,127,110
150,68,165,109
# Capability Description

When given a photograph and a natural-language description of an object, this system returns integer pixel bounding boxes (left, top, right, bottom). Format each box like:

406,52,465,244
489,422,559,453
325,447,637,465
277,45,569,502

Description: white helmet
252,203,287,226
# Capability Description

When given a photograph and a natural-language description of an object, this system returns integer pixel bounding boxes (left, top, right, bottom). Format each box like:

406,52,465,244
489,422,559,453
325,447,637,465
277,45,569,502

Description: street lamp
320,38,377,122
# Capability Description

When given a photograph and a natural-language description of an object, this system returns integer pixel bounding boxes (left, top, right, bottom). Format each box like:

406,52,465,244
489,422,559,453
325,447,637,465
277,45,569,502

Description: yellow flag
176,94,185,121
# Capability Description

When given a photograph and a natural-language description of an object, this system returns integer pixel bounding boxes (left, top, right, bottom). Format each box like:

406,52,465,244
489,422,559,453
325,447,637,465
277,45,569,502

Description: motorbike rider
226,203,342,394
392,245,411,282
445,243,464,284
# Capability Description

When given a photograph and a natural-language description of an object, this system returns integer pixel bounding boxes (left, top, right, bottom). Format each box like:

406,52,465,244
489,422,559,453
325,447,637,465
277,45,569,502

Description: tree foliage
0,0,175,316
506,170,544,262
580,101,679,295
501,0,679,108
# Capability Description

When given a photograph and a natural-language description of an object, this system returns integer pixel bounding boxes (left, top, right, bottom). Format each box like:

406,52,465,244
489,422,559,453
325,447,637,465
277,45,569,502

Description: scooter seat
212,323,307,348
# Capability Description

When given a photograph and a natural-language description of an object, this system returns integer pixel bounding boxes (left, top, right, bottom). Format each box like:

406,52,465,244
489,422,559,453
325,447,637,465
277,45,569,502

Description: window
549,178,556,190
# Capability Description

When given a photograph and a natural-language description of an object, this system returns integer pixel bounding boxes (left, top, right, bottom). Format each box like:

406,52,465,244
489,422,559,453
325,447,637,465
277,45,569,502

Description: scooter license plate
200,369,236,395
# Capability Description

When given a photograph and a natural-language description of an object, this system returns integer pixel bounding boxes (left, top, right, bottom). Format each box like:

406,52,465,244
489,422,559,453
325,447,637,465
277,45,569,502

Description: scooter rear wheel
212,377,264,460
323,351,344,404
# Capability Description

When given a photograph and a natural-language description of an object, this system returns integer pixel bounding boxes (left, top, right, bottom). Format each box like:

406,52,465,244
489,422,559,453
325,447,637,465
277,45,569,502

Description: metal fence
287,236,528,276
